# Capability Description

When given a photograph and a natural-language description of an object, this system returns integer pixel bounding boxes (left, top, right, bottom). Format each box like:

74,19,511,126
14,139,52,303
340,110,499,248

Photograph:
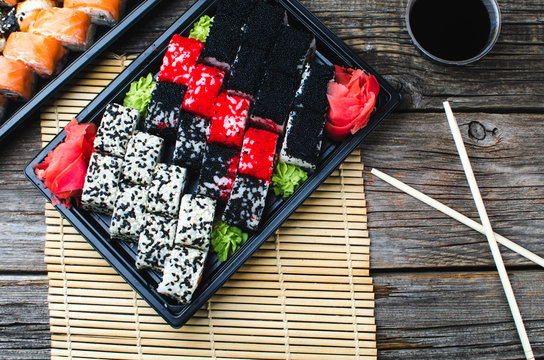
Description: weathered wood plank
374,270,544,359
0,120,47,272
0,274,50,359
363,112,544,269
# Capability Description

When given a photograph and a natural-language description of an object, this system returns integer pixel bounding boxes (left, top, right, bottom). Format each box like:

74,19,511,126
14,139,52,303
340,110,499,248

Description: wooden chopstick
370,168,544,269
443,101,534,360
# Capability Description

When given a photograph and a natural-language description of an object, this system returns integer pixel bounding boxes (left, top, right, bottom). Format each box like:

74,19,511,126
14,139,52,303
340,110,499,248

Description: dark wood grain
363,112,544,270
375,270,544,359
0,120,46,272
0,275,50,359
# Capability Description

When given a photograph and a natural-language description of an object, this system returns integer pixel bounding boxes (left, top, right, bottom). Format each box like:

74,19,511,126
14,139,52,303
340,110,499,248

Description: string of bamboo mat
41,53,376,360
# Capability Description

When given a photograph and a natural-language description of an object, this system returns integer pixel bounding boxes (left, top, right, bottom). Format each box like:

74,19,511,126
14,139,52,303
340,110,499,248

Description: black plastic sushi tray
25,0,401,328
0,0,163,144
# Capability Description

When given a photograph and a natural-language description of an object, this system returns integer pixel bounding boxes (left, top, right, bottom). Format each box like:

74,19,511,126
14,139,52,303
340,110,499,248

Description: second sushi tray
0,0,163,144
25,0,401,328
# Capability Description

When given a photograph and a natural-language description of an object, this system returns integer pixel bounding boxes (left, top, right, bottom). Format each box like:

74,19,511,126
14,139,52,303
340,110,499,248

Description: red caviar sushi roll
208,93,249,148
0,56,34,99
157,34,203,87
238,127,279,182
3,32,66,77
182,64,225,118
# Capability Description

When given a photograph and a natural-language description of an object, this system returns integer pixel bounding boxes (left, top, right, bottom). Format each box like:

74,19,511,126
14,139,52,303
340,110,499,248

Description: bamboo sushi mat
40,53,376,360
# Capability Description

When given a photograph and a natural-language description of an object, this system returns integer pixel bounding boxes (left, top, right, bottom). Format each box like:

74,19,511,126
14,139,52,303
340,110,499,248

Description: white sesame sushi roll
157,246,207,305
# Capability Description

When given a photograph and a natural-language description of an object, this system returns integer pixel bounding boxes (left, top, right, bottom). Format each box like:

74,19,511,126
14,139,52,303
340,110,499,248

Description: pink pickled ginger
34,118,97,207
325,65,379,141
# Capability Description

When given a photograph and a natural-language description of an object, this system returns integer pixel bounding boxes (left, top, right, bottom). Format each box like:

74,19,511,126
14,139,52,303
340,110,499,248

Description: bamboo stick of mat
444,101,534,360
370,168,544,269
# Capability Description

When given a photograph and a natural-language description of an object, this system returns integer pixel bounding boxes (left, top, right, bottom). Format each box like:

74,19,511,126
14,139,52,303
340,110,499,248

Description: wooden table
1,0,543,358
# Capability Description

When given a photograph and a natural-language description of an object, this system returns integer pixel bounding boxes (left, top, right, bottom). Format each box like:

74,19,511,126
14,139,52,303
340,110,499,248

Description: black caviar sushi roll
197,143,239,202
144,81,185,140
171,112,210,170
200,0,257,71
250,70,298,133
267,26,316,77
293,60,335,114
226,2,286,98
227,45,268,98
241,2,286,49
222,174,270,231
279,108,327,171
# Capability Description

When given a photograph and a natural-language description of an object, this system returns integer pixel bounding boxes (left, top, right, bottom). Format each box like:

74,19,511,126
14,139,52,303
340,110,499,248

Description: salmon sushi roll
0,56,34,100
30,8,94,51
15,0,57,31
0,0,18,7
3,32,66,77
64,0,123,26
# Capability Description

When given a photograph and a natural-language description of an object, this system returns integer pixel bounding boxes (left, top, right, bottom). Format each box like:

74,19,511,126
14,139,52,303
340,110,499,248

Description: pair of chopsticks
371,101,535,360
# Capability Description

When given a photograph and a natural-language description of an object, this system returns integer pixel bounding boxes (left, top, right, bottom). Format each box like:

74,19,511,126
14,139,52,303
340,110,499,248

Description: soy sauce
409,0,491,61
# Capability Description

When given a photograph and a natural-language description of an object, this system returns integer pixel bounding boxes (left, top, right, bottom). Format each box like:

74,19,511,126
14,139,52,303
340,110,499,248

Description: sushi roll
215,0,256,20
182,64,225,118
16,0,57,32
0,0,18,7
143,81,185,139
226,45,267,99
293,61,335,114
250,71,298,134
0,56,34,100
280,108,327,171
171,112,209,170
81,152,123,214
238,127,279,182
110,183,146,241
29,7,94,51
222,174,269,231
0,8,19,52
136,213,177,271
267,26,316,77
157,34,203,87
157,246,207,305
122,131,163,185
199,0,256,70
3,31,66,78
240,2,286,49
175,194,215,251
208,93,250,148
197,143,239,202
93,103,140,158
146,163,187,218
64,0,123,26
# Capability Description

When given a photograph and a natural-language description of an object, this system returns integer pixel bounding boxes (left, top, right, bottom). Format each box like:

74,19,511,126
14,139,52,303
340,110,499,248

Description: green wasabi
123,73,155,117
271,162,309,199
211,221,248,262
189,15,214,43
